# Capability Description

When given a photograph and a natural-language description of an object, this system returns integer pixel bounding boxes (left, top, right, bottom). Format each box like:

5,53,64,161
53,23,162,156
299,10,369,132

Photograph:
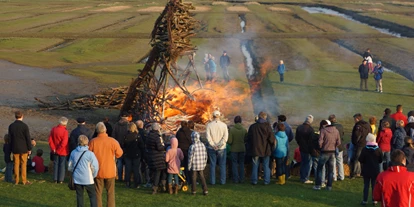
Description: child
32,149,47,173
358,133,382,206
377,121,392,172
402,136,414,172
188,131,208,196
369,116,377,135
165,137,184,194
3,134,13,183
273,123,288,185
277,60,285,83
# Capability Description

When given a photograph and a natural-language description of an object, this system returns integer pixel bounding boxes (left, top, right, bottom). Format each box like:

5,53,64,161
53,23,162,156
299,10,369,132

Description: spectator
136,120,150,187
369,116,377,135
358,60,369,91
402,137,414,172
188,131,208,196
206,110,228,185
32,149,47,173
69,117,93,153
146,123,167,194
295,115,315,184
123,122,145,188
165,137,184,194
373,150,414,207
203,54,210,81
359,133,382,206
176,121,193,185
350,113,371,179
377,121,392,172
391,105,408,126
3,134,13,183
392,120,407,151
378,108,396,134
247,111,276,185
227,116,247,184
68,135,99,207
49,117,69,184
273,123,288,185
277,60,285,83
328,114,345,181
89,122,123,207
372,61,384,93
93,117,113,137
274,115,294,179
405,116,414,138
8,111,33,185
219,50,231,82
112,113,129,182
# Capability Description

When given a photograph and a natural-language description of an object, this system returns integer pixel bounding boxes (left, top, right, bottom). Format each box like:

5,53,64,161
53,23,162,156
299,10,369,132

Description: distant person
391,105,408,126
392,120,407,151
358,133,382,206
165,137,184,194
359,60,369,91
89,122,123,207
378,108,396,134
277,60,285,83
49,117,69,184
377,121,392,172
3,134,13,183
350,113,371,179
69,117,93,153
227,115,247,183
32,149,47,173
203,54,210,81
295,115,315,184
373,150,414,207
68,135,99,207
112,113,129,182
402,136,414,172
219,50,231,82
188,131,208,196
273,123,288,185
405,116,414,139
363,48,373,72
8,111,33,185
123,122,145,188
207,54,217,82
372,61,384,93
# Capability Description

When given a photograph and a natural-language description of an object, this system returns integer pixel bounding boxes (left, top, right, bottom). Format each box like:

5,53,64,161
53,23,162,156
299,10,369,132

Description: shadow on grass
0,195,56,207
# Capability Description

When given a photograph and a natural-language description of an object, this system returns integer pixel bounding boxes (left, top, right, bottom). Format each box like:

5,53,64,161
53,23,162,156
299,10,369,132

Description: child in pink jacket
166,137,184,194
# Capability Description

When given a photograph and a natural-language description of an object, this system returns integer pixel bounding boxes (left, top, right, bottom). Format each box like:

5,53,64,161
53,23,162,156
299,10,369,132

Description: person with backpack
350,113,372,179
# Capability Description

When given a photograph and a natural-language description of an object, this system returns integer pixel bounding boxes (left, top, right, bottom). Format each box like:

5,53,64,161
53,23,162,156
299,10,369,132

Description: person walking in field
359,60,369,91
49,117,69,184
277,60,285,83
219,50,231,82
372,61,384,93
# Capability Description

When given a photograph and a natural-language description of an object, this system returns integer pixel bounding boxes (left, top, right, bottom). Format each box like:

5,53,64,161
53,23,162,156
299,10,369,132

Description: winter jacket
363,51,372,60
247,118,276,157
188,131,207,171
32,156,45,173
68,146,99,185
69,125,93,153
176,126,192,151
331,122,345,151
392,127,407,151
206,119,228,150
359,64,369,79
319,126,341,153
359,144,382,177
208,59,217,72
373,65,384,80
112,119,129,148
391,112,408,126
8,120,32,154
123,131,144,159
377,128,392,152
405,122,414,137
3,143,12,163
48,124,69,156
277,64,285,74
166,138,184,174
351,120,371,147
310,132,321,157
227,123,247,152
403,146,414,172
89,133,123,179
274,121,294,142
220,55,230,68
273,131,288,158
373,165,414,207
146,130,166,170
295,122,314,154
378,115,396,134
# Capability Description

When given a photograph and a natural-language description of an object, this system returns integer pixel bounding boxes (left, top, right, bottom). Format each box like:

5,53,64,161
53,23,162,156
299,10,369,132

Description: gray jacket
319,126,341,153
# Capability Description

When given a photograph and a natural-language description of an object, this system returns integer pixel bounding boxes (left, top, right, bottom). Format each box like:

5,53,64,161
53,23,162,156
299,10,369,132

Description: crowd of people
3,104,414,207
203,51,231,82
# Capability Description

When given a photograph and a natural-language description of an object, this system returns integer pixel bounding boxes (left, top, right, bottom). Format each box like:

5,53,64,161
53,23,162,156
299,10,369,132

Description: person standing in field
363,48,373,72
207,54,217,82
123,122,145,188
392,120,407,151
227,115,247,183
176,121,193,185
3,134,13,183
165,137,184,194
359,60,369,91
273,115,294,179
391,105,408,126
277,60,285,83
372,61,384,93
378,108,396,134
295,115,315,184
188,131,208,196
369,116,377,135
112,113,129,182
219,50,231,82
402,137,414,172
273,123,288,185
328,114,345,181
376,121,392,172
69,117,93,153
203,54,211,81
49,117,69,184
350,113,371,179
146,123,167,194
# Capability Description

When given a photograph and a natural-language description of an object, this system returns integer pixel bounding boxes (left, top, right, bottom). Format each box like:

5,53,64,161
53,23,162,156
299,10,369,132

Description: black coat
176,126,192,151
295,123,314,154
8,120,32,154
351,120,371,147
403,146,414,172
112,120,129,148
359,64,369,79
123,131,145,159
146,130,166,170
3,143,12,163
332,122,345,151
69,125,93,152
378,115,396,134
359,145,382,177
247,120,276,157
405,123,414,136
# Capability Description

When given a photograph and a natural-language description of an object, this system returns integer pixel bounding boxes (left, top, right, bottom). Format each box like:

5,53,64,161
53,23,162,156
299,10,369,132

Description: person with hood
328,114,345,181
69,117,93,153
359,60,369,91
49,117,69,184
402,136,414,172
392,120,407,152
378,108,396,134
377,121,392,172
112,113,129,182
176,121,193,185
295,115,315,184
277,60,285,83
165,137,184,194
391,105,408,126
247,111,276,185
373,150,414,207
188,131,208,196
227,116,247,183
404,116,414,138
68,135,99,207
372,61,384,93
350,113,371,179
313,120,340,191
273,123,288,185
123,122,145,188
146,122,167,194
219,50,231,82
358,133,382,206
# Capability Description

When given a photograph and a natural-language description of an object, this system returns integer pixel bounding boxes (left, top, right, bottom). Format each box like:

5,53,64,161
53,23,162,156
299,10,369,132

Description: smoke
241,44,254,79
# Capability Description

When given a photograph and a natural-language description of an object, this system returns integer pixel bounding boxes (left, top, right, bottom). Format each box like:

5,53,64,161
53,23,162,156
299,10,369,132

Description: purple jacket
319,126,341,153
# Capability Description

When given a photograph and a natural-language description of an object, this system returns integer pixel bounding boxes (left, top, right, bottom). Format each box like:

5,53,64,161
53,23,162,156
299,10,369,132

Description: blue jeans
208,148,226,185
333,151,344,180
300,152,312,182
5,162,13,182
316,153,335,187
313,156,326,183
75,184,97,207
379,151,391,172
231,152,245,183
116,156,124,181
251,156,270,184
167,174,179,185
124,157,141,186
53,154,67,182
276,157,286,177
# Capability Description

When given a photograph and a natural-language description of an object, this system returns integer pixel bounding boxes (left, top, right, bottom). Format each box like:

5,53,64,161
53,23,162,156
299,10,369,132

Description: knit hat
305,115,314,124
377,61,382,65
366,133,376,143
409,116,414,123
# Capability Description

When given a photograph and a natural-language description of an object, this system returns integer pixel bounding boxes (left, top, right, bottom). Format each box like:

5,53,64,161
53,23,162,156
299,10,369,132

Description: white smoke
241,44,255,79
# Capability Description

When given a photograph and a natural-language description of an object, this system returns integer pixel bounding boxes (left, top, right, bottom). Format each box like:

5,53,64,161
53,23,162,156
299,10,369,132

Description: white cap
325,120,331,125
213,110,221,117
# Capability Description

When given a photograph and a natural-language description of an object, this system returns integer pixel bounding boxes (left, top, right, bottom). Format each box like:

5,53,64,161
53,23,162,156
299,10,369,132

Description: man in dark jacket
328,114,345,181
219,50,231,82
247,112,276,185
350,113,371,179
176,121,193,184
112,114,130,181
69,117,93,153
378,108,396,134
8,111,33,185
146,123,166,194
295,115,315,183
359,60,369,91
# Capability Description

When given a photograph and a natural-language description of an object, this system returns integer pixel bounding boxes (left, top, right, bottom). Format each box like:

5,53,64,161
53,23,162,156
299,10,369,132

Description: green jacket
227,123,248,152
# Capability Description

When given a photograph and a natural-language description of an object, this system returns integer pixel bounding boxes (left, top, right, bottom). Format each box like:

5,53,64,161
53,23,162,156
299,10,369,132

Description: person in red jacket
377,121,392,172
373,149,414,207
48,117,69,183
391,105,408,126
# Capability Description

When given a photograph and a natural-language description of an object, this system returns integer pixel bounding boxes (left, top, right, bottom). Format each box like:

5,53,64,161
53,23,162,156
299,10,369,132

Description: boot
168,184,173,194
281,175,286,185
152,186,158,195
275,176,282,185
174,184,179,194
161,180,167,192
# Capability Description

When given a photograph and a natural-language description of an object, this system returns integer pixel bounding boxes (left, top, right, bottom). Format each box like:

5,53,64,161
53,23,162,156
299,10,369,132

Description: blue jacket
373,65,383,80
68,146,99,185
208,59,217,72
277,64,285,74
273,131,288,158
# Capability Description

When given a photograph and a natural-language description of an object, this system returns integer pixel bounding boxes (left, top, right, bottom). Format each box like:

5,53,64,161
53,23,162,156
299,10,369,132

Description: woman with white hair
68,135,99,207
48,116,69,184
